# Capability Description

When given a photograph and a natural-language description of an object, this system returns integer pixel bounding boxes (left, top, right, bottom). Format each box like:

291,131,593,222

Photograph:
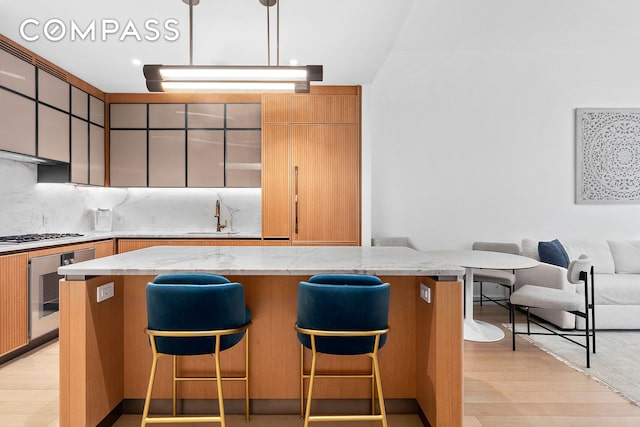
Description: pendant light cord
189,0,194,65
265,0,280,66
266,3,271,66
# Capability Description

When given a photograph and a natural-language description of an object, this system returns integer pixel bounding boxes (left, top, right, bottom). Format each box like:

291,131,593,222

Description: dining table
423,250,539,342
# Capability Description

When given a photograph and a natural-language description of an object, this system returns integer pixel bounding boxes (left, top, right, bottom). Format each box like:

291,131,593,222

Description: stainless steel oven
28,248,95,340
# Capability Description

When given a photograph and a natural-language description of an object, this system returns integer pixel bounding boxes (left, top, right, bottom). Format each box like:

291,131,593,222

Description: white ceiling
0,0,414,93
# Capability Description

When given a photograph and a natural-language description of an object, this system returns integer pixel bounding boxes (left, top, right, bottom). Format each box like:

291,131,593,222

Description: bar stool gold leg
300,344,305,418
372,348,387,427
214,339,225,427
303,338,318,427
141,341,159,427
370,358,375,415
245,328,250,422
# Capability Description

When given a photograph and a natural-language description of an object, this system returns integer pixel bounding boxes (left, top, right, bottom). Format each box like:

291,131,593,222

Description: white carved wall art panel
576,108,640,204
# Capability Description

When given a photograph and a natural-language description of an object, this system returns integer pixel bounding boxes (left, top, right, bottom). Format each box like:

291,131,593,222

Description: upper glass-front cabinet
149,104,185,128
38,70,69,112
226,130,261,187
109,102,261,188
0,49,37,157
0,88,36,155
226,103,261,128
0,49,35,97
0,45,106,186
71,87,88,120
187,103,224,128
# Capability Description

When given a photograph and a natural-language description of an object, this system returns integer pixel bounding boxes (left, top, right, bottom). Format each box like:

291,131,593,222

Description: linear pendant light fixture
143,0,323,93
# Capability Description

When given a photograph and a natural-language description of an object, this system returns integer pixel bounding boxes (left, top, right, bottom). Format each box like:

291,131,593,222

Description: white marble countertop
0,232,115,254
58,245,465,278
423,250,539,270
110,231,262,239
0,231,262,254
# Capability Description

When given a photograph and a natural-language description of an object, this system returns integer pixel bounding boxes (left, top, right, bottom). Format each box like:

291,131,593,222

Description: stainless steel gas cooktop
0,233,83,244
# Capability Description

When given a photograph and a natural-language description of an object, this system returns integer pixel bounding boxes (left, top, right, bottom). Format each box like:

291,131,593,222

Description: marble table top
58,245,465,278
423,249,539,270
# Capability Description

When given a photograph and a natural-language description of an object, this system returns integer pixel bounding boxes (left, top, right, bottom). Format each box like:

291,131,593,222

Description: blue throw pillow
538,239,570,268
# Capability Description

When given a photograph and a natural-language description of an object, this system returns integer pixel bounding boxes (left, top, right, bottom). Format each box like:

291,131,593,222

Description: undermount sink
186,231,240,235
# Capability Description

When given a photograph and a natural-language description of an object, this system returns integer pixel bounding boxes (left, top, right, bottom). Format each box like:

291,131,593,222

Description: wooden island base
60,274,462,426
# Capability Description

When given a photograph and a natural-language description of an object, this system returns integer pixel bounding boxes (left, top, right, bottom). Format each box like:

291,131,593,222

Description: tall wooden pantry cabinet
262,87,361,245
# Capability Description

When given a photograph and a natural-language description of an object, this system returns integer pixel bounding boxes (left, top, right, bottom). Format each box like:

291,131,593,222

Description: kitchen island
58,246,464,427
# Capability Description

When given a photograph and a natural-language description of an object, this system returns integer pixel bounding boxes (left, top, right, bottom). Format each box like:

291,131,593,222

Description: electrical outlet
97,282,115,302
419,283,431,303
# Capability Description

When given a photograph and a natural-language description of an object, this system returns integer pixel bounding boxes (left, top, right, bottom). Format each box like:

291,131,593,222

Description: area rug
505,323,640,407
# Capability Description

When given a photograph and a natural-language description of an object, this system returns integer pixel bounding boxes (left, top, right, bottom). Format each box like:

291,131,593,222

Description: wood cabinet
262,124,290,238
262,88,361,245
0,239,115,359
0,253,29,357
28,239,115,259
292,124,359,244
291,95,325,123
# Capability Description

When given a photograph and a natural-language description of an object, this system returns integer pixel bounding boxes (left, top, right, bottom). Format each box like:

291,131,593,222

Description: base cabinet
59,270,463,427
27,239,115,259
0,253,29,357
0,240,115,359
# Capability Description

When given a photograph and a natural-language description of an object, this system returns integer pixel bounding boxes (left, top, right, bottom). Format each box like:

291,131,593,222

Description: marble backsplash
0,158,262,235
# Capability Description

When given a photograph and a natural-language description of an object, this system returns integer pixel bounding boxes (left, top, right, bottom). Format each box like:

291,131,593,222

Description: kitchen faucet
215,200,227,232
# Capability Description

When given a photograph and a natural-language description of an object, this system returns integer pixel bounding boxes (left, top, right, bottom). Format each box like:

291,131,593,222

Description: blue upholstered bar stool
142,273,251,427
295,274,391,427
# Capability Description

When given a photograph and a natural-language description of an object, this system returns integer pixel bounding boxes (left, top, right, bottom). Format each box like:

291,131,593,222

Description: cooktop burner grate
0,233,83,244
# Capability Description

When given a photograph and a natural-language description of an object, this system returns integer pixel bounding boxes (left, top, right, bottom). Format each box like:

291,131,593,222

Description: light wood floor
0,340,58,427
1,305,639,426
465,305,640,426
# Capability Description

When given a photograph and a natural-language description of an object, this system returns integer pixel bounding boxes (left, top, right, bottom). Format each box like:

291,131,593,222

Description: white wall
366,0,640,250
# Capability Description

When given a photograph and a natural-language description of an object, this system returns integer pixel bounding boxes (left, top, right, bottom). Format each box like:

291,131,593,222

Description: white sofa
515,239,640,330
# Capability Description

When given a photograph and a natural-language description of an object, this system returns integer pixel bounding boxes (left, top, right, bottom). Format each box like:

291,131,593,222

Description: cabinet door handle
294,166,299,234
